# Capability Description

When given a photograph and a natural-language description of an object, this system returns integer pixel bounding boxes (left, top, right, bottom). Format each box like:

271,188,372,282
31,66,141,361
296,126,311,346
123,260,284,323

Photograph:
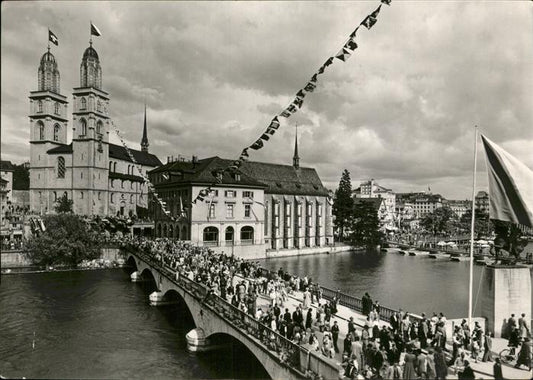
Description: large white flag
481,134,533,228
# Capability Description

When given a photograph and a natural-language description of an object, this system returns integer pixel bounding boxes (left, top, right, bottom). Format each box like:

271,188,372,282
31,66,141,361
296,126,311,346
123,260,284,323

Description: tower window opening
53,124,60,141
57,156,65,178
37,100,43,113
80,97,87,110
80,118,87,136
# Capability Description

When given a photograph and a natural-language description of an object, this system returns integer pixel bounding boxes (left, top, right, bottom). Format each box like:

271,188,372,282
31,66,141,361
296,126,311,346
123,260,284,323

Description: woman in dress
403,346,417,380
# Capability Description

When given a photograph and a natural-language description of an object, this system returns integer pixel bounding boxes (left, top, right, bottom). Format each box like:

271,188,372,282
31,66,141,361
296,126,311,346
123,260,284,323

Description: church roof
150,156,329,196
150,157,266,188
47,144,73,154
108,143,162,167
83,46,99,61
0,160,15,171
46,143,161,167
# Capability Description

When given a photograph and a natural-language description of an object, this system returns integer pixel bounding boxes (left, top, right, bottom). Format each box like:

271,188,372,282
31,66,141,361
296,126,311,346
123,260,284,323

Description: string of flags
189,0,392,205
111,0,391,216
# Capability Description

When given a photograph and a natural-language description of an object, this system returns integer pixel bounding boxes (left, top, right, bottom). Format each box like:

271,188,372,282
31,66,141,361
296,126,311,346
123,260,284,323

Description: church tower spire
293,125,300,169
141,105,149,153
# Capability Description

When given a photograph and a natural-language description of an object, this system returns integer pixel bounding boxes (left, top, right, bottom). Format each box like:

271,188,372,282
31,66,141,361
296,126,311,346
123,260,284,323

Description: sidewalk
237,275,531,379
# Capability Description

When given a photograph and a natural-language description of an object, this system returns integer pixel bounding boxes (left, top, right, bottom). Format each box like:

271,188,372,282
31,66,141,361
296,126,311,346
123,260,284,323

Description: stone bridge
124,247,339,380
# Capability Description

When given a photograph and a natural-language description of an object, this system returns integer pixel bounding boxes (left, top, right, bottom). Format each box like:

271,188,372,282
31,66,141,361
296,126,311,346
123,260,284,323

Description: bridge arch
204,332,273,379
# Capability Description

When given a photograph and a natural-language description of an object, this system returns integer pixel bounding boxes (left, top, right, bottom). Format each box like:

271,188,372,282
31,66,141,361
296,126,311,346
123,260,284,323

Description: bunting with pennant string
186,0,392,206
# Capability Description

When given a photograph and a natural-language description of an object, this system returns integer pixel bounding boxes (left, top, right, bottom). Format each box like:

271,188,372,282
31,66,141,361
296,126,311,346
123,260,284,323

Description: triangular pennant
304,81,316,93
250,139,264,150
260,133,270,141
296,90,306,99
344,39,358,51
361,16,377,29
371,4,382,18
280,109,292,118
335,48,352,62
293,97,304,109
240,148,249,158
349,26,360,39
381,0,391,5
268,117,280,130
265,127,277,135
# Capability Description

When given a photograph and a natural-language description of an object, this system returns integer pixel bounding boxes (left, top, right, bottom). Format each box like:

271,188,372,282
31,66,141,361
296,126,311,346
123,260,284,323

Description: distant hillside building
149,135,333,259
353,179,395,229
475,190,490,214
444,199,471,219
28,42,161,216
396,192,444,219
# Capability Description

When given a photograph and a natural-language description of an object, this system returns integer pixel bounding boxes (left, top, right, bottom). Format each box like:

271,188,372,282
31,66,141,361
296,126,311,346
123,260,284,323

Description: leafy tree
54,193,73,213
459,209,493,238
421,206,455,238
12,163,30,190
332,169,354,241
348,199,384,249
23,214,103,267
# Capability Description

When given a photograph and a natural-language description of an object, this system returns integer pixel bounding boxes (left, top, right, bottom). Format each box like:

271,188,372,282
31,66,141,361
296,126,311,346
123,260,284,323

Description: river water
2,247,531,378
0,269,268,379
260,250,488,319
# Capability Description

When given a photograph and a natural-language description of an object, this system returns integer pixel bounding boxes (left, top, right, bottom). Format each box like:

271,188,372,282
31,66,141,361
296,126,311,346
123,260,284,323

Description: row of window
208,203,252,219
109,162,142,175
203,226,254,243
36,121,61,141
36,100,61,115
78,97,104,113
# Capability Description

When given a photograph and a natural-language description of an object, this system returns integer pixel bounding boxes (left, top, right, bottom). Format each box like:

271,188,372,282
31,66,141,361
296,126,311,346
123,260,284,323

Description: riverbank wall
264,243,355,260
1,247,122,270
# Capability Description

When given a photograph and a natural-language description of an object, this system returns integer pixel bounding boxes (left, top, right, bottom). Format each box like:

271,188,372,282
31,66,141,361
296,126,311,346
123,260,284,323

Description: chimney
167,156,170,164
192,155,198,168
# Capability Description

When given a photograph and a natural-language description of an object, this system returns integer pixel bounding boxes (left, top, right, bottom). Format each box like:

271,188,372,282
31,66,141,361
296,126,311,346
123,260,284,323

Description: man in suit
331,320,340,353
348,316,356,338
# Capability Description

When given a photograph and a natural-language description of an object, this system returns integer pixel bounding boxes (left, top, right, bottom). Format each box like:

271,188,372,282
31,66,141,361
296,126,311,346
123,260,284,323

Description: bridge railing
126,246,342,379
254,265,424,325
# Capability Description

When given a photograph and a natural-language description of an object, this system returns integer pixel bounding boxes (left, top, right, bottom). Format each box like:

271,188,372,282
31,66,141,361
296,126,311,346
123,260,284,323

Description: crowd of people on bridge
122,236,531,380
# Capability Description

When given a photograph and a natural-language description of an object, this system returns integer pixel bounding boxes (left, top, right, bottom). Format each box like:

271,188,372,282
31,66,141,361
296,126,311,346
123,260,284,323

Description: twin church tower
29,39,162,216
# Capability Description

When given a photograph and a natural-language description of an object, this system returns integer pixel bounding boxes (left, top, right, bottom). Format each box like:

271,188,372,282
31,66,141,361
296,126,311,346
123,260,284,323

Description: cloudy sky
2,1,532,199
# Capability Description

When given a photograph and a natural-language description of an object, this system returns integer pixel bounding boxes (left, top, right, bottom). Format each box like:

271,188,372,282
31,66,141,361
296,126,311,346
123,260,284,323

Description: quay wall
2,246,122,269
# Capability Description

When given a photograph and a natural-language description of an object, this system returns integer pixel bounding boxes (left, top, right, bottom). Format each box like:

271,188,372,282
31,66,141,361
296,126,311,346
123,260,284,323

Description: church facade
29,42,161,216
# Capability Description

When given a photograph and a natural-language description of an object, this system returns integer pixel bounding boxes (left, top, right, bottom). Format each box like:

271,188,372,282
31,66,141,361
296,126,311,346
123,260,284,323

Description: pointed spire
293,124,300,169
141,104,149,153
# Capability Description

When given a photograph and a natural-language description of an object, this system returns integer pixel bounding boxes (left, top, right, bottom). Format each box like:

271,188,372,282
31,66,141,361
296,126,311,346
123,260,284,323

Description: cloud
1,1,532,200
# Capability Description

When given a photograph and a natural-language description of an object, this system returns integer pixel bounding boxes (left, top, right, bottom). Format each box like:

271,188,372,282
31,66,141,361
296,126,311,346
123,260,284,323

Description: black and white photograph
1,1,532,379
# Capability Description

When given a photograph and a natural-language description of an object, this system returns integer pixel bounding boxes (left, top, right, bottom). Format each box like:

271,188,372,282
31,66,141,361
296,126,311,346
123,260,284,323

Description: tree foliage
348,200,384,249
12,163,30,190
23,214,103,267
54,193,73,213
459,209,493,238
420,206,456,236
332,169,353,240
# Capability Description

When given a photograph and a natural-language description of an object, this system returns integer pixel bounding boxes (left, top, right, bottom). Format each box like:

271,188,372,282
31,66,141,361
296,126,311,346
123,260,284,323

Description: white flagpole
468,126,478,328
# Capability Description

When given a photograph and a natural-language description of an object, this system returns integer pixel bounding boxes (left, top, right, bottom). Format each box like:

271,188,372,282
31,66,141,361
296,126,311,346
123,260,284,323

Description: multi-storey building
149,136,333,259
0,161,14,205
353,179,395,228
396,192,444,219
28,41,161,216
444,199,471,219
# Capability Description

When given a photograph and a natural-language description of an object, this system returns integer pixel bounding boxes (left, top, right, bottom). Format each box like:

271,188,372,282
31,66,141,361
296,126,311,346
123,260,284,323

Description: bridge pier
149,291,179,306
186,328,227,352
130,271,143,282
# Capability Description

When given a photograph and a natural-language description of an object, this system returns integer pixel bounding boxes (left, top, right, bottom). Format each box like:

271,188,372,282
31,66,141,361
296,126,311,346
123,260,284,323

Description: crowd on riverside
122,236,532,380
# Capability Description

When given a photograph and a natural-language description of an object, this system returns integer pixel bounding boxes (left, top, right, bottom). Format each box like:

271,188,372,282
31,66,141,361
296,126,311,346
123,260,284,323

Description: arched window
96,120,103,135
168,225,173,239
97,100,102,112
121,180,124,189
130,194,134,204
53,124,60,141
110,193,115,203
113,162,117,172
225,226,234,243
63,191,68,198
54,102,60,115
57,156,65,178
109,161,113,171
163,224,167,237
203,227,218,245
80,191,84,199
37,100,43,113
80,118,87,136
53,191,57,201
240,226,254,244
37,121,45,140
80,97,87,110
